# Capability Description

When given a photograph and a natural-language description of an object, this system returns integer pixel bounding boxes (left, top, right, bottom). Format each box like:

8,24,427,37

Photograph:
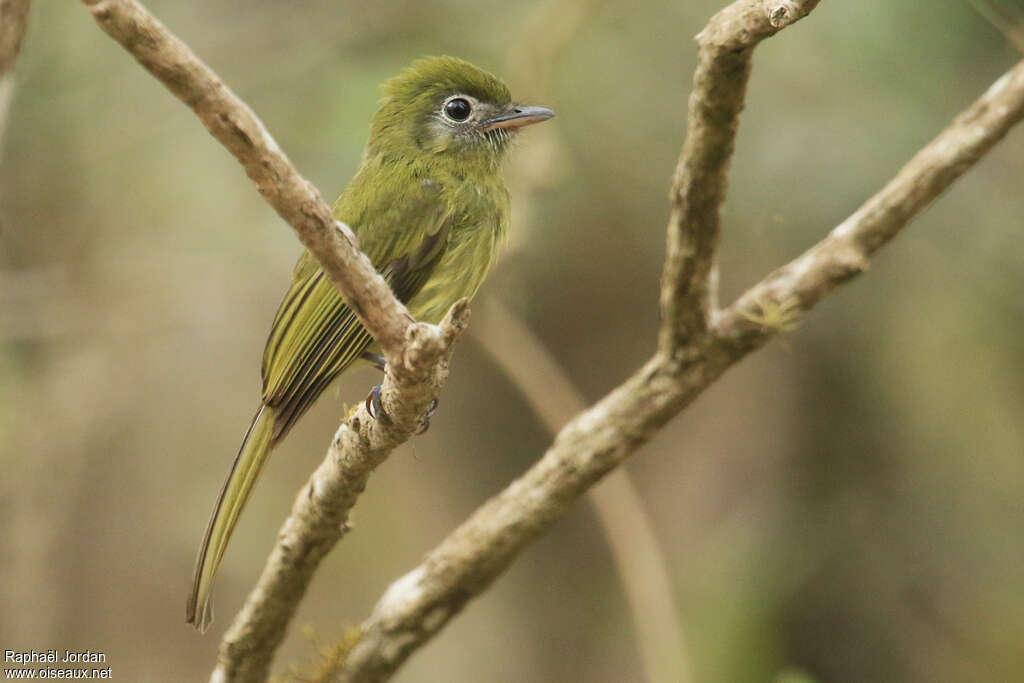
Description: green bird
186,56,554,632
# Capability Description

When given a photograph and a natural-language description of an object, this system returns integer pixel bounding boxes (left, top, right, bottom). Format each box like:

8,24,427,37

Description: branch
211,303,468,683
498,4,694,677
716,58,1024,349
0,0,32,147
659,0,821,352
335,46,1024,683
77,1,1024,682
76,1,471,680
81,0,416,362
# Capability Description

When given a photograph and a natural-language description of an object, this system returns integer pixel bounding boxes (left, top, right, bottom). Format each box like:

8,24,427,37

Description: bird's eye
443,97,472,122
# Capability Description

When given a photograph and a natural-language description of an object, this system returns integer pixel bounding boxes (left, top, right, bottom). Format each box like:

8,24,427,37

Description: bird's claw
365,384,392,425
416,398,439,435
365,385,438,434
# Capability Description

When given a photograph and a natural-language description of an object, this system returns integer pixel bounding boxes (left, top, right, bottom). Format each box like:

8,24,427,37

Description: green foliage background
2,1,1023,681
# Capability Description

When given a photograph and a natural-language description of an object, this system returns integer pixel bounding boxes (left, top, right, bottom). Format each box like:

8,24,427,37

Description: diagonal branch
211,302,468,683
716,57,1024,349
77,1,471,681
81,0,414,362
659,0,820,353
333,52,1024,683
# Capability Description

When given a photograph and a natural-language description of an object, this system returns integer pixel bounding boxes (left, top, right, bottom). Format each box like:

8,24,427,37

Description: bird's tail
186,405,276,633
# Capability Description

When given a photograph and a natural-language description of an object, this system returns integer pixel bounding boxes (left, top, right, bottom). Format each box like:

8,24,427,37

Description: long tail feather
186,405,276,633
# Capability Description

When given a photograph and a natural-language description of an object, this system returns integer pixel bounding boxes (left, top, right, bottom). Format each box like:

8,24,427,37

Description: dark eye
444,97,472,122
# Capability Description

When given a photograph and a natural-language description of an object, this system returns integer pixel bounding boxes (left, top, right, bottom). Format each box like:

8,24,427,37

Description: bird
186,55,555,632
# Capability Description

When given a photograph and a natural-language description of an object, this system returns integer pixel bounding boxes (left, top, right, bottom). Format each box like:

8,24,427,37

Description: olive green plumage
186,56,554,632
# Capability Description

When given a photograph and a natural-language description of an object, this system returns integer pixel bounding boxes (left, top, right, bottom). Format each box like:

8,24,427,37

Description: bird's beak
482,105,556,131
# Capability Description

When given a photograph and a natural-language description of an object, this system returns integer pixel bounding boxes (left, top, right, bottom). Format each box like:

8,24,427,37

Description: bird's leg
360,348,438,431
360,351,387,372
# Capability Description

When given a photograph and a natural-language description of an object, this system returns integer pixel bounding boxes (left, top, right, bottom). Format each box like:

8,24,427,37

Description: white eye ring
441,94,475,123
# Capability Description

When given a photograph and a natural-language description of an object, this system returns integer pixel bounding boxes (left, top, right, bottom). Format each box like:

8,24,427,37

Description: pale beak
482,105,556,131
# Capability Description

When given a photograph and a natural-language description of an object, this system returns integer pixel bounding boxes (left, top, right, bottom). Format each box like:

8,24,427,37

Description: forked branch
73,0,1024,682
336,23,1024,683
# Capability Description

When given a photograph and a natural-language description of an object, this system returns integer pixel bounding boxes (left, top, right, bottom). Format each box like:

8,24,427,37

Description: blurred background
2,1,1024,681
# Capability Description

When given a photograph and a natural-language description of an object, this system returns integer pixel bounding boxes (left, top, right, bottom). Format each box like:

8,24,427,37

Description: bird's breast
405,177,509,324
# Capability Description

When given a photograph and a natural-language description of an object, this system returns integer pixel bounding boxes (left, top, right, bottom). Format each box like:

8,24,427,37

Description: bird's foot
365,385,439,434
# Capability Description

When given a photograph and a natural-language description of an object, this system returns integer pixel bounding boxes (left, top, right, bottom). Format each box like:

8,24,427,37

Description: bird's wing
259,177,451,442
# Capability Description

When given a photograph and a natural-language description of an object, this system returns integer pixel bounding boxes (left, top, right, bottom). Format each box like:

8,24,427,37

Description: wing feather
258,174,451,443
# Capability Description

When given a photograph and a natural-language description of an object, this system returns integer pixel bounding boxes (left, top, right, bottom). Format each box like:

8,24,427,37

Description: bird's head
368,56,554,166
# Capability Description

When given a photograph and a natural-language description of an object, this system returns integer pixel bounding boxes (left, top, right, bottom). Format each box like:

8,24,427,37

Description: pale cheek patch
424,118,455,152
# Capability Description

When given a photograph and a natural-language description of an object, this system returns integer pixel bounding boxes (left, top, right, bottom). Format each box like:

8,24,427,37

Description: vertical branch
500,8,692,678
659,0,821,353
